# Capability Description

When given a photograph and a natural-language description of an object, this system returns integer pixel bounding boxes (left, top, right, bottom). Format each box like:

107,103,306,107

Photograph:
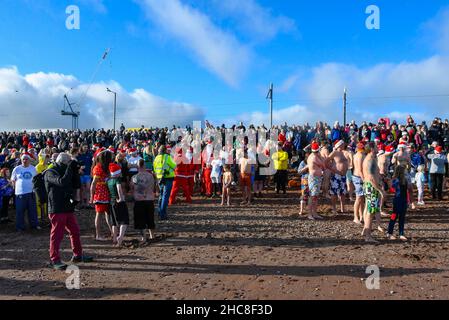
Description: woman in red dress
90,149,113,241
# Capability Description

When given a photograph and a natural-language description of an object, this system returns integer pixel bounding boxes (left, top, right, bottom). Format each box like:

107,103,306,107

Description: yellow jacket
154,154,177,179
36,154,49,174
272,151,289,171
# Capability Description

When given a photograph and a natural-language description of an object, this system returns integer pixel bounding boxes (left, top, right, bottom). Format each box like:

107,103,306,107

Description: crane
61,94,80,130
60,48,112,130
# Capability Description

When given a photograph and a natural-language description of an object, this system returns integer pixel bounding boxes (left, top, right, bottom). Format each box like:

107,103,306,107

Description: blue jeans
15,193,39,231
158,178,173,220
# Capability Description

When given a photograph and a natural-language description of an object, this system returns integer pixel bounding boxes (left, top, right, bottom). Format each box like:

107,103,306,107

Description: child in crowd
387,165,409,241
131,159,156,243
210,157,223,198
253,155,266,198
298,150,310,216
221,165,233,206
108,163,129,247
415,165,426,205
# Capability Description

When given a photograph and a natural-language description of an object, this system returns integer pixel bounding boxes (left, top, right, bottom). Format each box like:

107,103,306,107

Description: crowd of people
0,116,448,269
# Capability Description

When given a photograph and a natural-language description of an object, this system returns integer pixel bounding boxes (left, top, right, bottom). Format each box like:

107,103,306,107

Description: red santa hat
311,142,320,153
21,152,32,160
377,145,385,157
385,145,395,155
108,146,116,154
334,140,344,149
398,142,407,149
109,163,122,177
435,146,443,154
94,147,106,159
128,148,137,154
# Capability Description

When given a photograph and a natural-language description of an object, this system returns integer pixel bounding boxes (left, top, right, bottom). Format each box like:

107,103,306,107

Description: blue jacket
331,128,341,142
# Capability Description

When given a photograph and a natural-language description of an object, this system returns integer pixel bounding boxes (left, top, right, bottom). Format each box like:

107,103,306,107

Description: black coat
44,162,76,215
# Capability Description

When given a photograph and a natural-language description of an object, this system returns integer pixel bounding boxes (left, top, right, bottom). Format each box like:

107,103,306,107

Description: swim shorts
330,174,347,196
346,169,353,182
240,173,252,187
352,175,365,197
363,182,381,215
308,175,322,197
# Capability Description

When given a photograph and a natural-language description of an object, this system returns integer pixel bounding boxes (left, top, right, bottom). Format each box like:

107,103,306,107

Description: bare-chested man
307,142,326,220
320,140,331,199
326,140,349,215
362,142,387,243
392,143,415,209
342,145,355,201
352,142,366,224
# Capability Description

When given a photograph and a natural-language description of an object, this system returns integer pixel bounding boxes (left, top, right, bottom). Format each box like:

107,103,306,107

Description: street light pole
107,88,117,131
343,87,347,128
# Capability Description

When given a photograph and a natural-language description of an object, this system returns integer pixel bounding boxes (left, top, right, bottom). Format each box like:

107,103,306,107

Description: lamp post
107,88,117,131
343,87,347,128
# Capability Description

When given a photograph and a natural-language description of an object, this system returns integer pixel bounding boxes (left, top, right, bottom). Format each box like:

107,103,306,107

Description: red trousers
202,168,213,196
188,177,195,196
169,177,192,204
49,213,83,263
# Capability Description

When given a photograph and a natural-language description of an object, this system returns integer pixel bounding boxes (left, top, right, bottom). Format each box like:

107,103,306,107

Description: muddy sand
1,189,449,300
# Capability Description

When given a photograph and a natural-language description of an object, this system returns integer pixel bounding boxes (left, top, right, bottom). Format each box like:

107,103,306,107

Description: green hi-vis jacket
153,154,177,179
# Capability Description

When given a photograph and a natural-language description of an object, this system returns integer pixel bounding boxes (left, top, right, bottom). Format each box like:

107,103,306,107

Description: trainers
50,261,68,271
71,255,94,263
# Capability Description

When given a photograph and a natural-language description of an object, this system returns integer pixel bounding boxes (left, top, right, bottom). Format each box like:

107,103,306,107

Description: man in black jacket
45,153,92,270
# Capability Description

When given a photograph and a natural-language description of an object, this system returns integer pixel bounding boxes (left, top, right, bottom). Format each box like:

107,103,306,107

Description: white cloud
235,7,449,127
210,0,297,42
137,0,251,87
302,55,449,123
278,74,300,93
223,105,316,127
0,67,204,131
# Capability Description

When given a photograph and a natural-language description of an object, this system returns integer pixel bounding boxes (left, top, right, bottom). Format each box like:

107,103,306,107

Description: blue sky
1,0,449,130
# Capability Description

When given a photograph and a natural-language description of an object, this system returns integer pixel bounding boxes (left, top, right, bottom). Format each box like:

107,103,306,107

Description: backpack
33,170,49,204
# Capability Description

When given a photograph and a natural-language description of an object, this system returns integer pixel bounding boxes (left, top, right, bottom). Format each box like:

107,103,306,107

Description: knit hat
109,163,122,177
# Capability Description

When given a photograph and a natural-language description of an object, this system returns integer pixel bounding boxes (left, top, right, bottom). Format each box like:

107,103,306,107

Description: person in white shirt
127,148,142,178
11,153,39,231
415,165,426,205
210,157,223,197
